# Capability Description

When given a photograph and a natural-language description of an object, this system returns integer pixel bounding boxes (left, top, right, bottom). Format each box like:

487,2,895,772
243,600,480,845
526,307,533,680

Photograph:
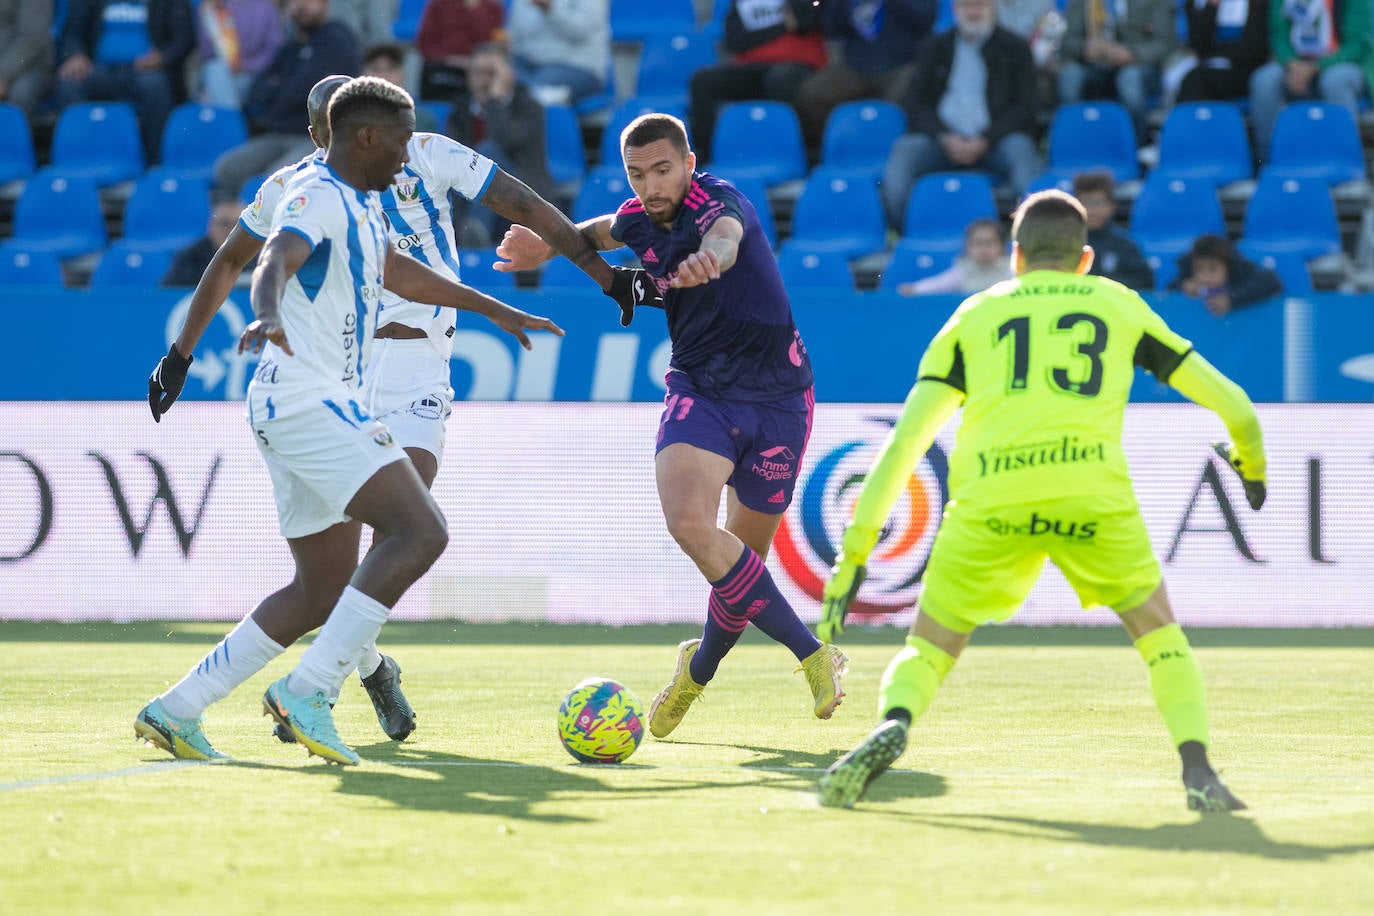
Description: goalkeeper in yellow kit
816,190,1266,812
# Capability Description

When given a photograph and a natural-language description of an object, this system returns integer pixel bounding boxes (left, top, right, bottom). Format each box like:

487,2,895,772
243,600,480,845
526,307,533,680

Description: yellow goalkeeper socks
1135,623,1210,748
878,636,957,722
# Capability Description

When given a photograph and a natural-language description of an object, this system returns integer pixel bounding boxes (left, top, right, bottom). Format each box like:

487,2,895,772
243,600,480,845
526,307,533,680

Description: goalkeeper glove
817,560,866,644
148,343,193,423
605,266,662,327
1212,442,1266,510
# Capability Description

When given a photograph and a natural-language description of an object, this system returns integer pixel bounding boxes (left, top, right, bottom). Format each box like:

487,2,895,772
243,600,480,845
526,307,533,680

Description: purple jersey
610,171,813,402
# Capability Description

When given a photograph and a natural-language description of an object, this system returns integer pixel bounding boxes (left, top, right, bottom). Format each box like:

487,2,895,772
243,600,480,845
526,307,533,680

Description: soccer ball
557,677,646,763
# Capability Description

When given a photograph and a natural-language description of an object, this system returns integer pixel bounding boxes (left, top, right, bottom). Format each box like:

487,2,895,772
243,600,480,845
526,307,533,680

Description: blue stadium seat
706,102,807,186
1129,174,1225,259
776,248,854,290
0,243,63,285
1145,249,1179,291
1153,102,1251,187
122,172,212,252
1237,241,1312,295
783,169,886,259
635,33,718,110
818,100,907,181
392,0,426,40
458,248,517,289
545,104,586,190
1042,101,1139,185
11,170,106,258
725,175,777,249
900,172,997,254
1266,101,1366,185
612,0,696,43
573,62,618,119
415,99,453,133
592,97,689,178
880,239,955,292
240,171,267,205
90,241,174,288
160,103,248,182
50,102,144,186
572,171,633,222
1024,172,1075,196
0,102,35,186
818,100,906,182
1241,171,1341,260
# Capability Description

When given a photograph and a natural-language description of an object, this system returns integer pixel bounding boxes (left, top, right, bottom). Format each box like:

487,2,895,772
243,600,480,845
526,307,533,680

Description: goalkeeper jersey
917,269,1194,508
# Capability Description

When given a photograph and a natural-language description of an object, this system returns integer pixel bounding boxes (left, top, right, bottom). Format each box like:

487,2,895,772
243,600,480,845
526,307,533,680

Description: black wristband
166,343,193,370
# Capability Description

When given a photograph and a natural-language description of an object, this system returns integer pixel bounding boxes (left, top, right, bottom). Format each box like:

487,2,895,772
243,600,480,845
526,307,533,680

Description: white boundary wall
1,403,1369,626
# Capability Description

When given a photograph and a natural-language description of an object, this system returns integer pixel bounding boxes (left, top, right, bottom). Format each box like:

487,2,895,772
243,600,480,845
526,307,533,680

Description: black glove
605,266,663,327
148,343,193,422
1212,442,1266,510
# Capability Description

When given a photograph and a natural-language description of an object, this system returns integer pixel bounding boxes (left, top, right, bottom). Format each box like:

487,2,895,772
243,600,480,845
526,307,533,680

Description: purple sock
712,547,820,663
689,591,747,685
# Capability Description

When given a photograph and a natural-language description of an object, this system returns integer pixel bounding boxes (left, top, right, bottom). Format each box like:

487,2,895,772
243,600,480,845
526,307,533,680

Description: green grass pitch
3,622,1372,914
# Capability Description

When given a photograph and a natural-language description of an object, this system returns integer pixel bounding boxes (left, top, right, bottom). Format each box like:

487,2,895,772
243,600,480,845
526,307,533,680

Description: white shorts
249,395,407,539
363,337,454,464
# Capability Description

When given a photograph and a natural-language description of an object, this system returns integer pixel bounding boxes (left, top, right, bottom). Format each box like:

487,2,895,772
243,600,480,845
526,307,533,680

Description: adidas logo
642,248,659,263
768,490,786,504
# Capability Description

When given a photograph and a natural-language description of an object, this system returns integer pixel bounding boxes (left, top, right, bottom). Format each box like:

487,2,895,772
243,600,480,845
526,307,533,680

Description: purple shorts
654,375,815,514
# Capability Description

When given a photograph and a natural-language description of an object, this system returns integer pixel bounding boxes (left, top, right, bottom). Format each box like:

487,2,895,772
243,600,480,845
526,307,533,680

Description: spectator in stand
212,0,359,200
56,0,196,163
0,1,54,118
1162,0,1268,104
896,217,1013,295
882,0,1041,231
330,0,397,50
1247,0,1374,159
196,0,284,109
505,0,609,108
1057,0,1176,140
415,0,504,101
162,197,247,287
446,41,554,245
364,41,436,130
793,0,938,151
689,0,826,161
1169,233,1282,315
1073,170,1154,288
997,0,1065,103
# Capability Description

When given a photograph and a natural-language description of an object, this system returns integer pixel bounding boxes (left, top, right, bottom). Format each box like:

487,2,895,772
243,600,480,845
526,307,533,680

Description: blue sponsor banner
0,287,1369,402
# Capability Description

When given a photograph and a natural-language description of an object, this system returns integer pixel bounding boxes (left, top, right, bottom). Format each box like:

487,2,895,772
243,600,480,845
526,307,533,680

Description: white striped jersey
378,132,496,357
246,161,390,419
239,148,324,242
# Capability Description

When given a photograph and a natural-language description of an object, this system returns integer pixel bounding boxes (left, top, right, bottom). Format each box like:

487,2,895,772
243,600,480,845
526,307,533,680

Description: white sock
356,642,383,680
161,617,285,720
287,586,390,697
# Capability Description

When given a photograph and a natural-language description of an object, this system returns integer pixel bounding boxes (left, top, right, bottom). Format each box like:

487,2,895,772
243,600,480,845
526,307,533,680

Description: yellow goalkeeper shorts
917,496,1163,633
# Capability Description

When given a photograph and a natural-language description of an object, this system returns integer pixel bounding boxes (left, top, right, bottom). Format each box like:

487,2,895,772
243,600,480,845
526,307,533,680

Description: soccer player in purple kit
495,113,848,738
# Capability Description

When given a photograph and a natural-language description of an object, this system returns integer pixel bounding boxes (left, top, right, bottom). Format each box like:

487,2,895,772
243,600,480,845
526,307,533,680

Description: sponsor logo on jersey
284,195,307,217
977,435,1106,477
985,512,1099,540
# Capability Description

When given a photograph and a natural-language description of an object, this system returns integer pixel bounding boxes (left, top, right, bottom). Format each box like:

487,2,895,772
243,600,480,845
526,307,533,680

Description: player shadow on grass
664,739,949,800
889,813,1374,861
229,742,739,822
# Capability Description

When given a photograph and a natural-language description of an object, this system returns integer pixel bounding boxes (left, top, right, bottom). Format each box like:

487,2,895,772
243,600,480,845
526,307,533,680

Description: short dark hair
1012,190,1087,266
364,42,407,68
1071,170,1115,198
328,75,414,134
621,113,690,159
1189,233,1234,263
307,74,351,133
